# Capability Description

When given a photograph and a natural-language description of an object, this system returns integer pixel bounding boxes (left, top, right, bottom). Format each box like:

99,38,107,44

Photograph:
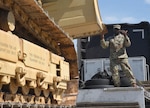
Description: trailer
77,87,145,108
76,58,150,107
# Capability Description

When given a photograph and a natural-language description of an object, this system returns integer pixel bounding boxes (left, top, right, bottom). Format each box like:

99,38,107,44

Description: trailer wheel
120,76,131,87
85,79,110,86
83,85,114,89
119,70,132,87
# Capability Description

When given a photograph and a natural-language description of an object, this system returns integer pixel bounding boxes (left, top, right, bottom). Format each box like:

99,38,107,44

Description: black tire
83,85,114,89
119,71,132,87
120,76,132,87
85,79,110,86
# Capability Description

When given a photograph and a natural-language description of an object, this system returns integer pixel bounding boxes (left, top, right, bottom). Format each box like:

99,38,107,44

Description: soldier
100,25,137,87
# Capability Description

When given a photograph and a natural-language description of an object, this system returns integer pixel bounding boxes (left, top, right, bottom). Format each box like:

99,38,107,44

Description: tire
83,85,114,89
85,79,110,86
119,71,132,87
120,76,131,87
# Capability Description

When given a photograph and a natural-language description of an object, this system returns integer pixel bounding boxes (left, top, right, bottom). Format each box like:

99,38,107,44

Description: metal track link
0,92,76,108
0,102,76,108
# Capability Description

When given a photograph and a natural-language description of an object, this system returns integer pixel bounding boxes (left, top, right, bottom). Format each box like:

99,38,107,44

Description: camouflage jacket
100,33,131,60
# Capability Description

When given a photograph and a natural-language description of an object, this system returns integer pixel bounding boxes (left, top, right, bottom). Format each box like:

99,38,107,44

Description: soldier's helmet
113,25,121,30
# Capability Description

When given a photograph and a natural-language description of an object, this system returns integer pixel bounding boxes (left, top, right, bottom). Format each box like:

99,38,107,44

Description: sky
98,0,150,24
73,0,150,50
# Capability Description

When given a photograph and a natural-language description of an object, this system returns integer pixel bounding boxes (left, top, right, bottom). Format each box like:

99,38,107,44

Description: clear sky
98,0,150,24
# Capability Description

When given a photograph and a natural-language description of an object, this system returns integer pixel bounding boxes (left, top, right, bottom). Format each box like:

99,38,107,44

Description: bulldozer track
0,0,79,107
0,92,76,108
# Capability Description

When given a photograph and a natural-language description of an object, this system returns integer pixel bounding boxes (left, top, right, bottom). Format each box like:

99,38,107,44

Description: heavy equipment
0,0,106,107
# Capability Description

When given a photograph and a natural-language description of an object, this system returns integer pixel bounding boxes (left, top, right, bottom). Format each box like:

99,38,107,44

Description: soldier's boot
132,83,137,87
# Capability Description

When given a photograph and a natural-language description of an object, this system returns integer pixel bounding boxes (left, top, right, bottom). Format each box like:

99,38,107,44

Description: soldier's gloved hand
119,30,128,36
100,34,104,40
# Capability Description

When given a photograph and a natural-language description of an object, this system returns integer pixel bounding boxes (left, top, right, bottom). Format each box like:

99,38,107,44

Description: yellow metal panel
24,67,37,80
44,74,53,84
43,0,106,38
50,52,64,64
60,60,70,81
22,39,49,72
0,30,20,62
49,62,56,77
0,60,16,76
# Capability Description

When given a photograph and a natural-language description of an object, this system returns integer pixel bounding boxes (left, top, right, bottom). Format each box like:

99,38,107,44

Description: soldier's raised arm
100,34,109,49
120,30,131,47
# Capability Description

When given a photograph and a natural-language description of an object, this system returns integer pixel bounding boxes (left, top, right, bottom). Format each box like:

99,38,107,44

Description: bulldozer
0,0,106,107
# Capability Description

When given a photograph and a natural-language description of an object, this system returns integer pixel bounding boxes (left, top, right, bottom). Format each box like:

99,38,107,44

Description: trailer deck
77,85,150,108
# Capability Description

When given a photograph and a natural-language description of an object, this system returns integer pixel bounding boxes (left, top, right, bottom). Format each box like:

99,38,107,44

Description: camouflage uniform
100,27,136,87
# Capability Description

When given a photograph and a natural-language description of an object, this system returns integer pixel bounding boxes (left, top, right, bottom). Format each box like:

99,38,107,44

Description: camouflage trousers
110,58,136,87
